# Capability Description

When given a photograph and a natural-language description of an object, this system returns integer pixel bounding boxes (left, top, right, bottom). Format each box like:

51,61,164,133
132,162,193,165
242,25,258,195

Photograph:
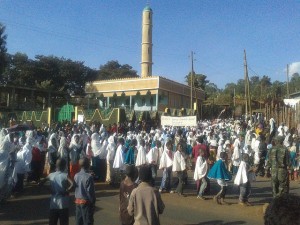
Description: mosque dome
143,5,152,12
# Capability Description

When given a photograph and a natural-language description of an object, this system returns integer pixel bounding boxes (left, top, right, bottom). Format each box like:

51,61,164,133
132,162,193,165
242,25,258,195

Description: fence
265,101,300,130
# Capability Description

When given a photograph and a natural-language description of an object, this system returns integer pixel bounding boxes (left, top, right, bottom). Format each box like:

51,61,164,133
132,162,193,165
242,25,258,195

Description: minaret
141,5,153,78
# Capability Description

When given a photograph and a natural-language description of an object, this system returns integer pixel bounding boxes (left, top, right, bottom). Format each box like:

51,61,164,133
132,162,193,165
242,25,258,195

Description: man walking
266,136,291,197
128,165,165,225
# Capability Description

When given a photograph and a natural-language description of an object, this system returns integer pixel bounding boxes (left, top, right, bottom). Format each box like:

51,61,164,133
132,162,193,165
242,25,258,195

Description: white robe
135,146,147,167
232,138,241,166
146,146,159,165
15,142,32,174
253,139,260,165
106,136,116,162
0,135,13,189
193,156,208,180
91,133,102,157
159,149,173,169
172,151,186,172
113,145,125,170
234,161,248,185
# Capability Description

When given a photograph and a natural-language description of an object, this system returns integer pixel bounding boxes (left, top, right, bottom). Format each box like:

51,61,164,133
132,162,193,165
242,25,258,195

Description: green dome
143,6,152,12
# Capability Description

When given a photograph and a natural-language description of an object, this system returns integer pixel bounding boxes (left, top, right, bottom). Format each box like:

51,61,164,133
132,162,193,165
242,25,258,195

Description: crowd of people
0,115,299,225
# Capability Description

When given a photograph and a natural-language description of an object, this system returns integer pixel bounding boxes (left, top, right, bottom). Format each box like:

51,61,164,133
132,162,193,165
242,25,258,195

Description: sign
78,114,84,123
161,116,197,127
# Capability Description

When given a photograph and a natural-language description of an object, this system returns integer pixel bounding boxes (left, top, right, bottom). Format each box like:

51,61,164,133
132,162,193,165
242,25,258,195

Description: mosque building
85,5,204,114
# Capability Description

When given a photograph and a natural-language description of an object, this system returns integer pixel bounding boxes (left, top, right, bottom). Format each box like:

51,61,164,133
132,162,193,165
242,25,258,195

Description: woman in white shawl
171,142,187,196
232,135,243,175
0,130,9,190
113,137,126,184
91,133,102,180
14,134,34,193
105,135,116,184
69,134,83,180
47,133,59,173
159,140,174,193
135,139,147,167
58,136,68,172
0,131,16,201
194,149,208,199
234,153,254,206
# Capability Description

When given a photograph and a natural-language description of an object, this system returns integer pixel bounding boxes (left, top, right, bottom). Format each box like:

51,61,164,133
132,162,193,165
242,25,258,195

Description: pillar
130,95,132,110
156,93,158,111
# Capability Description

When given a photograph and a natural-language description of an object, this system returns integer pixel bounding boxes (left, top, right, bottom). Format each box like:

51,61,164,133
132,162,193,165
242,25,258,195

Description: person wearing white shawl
14,134,34,193
135,139,147,167
232,135,243,175
234,153,254,206
194,149,208,200
58,136,68,172
48,133,59,173
171,142,187,196
105,135,116,184
113,138,126,184
269,118,276,143
69,134,83,180
216,139,225,161
146,140,161,186
0,132,16,201
159,140,173,193
90,132,106,181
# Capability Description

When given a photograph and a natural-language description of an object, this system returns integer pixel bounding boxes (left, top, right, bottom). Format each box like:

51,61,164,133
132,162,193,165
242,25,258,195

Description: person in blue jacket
208,151,232,205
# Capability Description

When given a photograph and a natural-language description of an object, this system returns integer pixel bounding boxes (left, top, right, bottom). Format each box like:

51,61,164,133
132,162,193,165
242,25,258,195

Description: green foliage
0,23,7,75
289,73,300,93
185,73,209,90
97,60,138,80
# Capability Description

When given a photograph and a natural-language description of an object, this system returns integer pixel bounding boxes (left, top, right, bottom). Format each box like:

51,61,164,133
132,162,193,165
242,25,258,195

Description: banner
161,116,197,127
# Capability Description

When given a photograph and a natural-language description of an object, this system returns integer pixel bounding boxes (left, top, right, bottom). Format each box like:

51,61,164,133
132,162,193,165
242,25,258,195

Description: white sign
78,114,84,123
161,116,197,127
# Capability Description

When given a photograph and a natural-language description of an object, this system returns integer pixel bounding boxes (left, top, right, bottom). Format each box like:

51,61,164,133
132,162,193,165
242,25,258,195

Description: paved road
1,172,299,225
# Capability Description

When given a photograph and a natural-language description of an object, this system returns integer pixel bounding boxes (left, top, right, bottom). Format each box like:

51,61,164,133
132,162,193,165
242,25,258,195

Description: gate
57,103,74,122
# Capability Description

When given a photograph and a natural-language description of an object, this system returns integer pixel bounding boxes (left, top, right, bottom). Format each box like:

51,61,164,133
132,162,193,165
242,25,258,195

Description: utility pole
233,88,236,107
286,64,290,98
243,50,251,117
190,51,194,111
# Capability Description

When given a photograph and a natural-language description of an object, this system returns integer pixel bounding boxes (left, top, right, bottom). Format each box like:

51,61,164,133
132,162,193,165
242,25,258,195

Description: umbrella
7,124,31,132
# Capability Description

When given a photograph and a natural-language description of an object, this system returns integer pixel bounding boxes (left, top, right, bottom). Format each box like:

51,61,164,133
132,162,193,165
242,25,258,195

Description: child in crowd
171,142,187,196
234,153,255,206
193,148,208,200
289,141,298,180
208,152,232,205
39,158,73,225
159,140,173,193
146,140,161,186
119,165,138,225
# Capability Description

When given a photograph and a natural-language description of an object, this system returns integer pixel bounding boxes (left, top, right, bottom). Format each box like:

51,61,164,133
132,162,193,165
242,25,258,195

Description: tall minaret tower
141,5,153,78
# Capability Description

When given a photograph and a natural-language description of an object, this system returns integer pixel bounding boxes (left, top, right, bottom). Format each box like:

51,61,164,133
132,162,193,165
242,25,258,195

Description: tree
185,73,209,90
97,60,138,80
205,82,220,98
0,23,8,76
289,73,300,93
1,52,35,86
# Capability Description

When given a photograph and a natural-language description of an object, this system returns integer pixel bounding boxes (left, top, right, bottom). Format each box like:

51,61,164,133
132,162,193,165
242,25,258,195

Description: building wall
85,76,205,111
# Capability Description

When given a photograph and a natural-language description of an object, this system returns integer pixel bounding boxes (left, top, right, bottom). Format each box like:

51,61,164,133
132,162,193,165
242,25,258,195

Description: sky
0,0,300,89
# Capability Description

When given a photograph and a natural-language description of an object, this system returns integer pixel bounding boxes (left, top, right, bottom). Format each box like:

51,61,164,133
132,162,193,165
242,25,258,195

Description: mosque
85,5,205,114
